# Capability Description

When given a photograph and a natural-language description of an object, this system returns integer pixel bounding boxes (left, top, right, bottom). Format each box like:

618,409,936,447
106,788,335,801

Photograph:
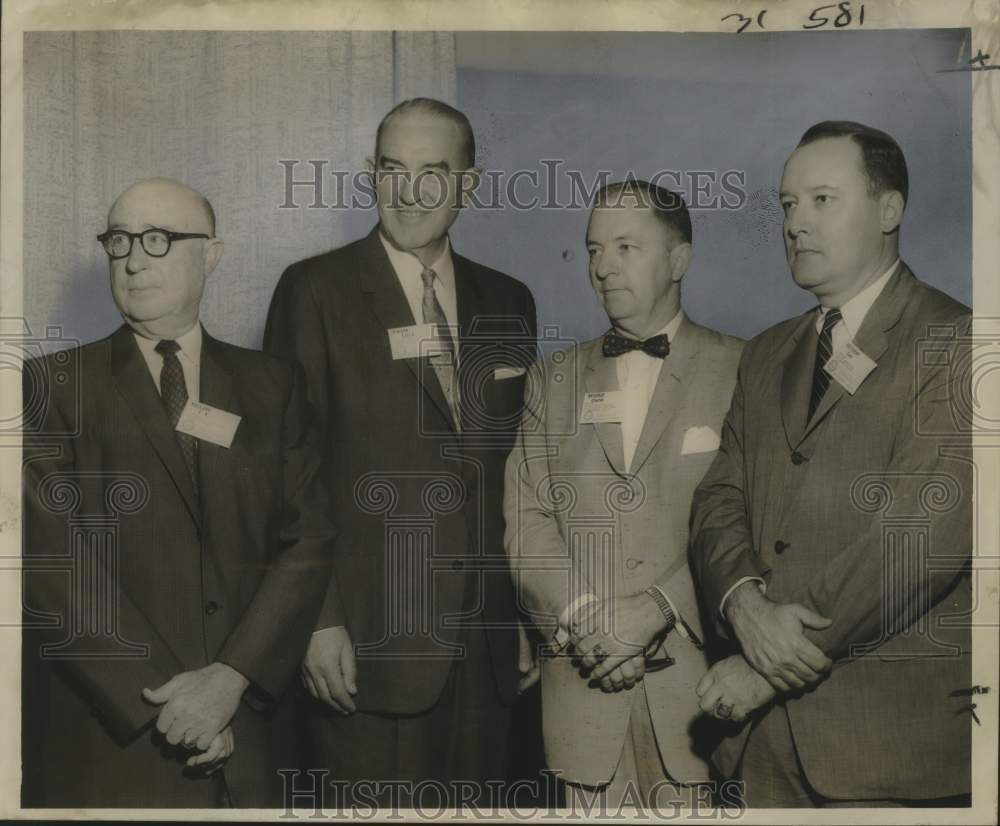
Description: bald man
21,178,338,807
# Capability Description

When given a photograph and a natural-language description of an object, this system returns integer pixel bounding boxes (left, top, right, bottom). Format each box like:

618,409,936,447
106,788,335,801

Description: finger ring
592,643,608,662
715,700,734,720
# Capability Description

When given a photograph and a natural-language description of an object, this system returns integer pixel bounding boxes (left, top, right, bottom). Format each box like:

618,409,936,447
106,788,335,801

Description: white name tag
580,391,625,424
387,324,449,360
825,340,877,395
176,400,242,448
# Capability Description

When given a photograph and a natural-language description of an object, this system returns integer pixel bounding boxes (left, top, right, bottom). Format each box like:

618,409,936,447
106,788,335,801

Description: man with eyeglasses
264,98,538,805
21,177,338,807
504,180,743,808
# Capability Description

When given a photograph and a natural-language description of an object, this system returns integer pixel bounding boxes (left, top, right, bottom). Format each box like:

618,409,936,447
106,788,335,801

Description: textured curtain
23,30,456,349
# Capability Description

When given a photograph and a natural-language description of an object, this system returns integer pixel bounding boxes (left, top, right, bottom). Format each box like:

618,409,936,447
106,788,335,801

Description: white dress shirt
717,259,901,621
380,233,459,336
815,258,900,350
615,311,685,472
133,323,202,402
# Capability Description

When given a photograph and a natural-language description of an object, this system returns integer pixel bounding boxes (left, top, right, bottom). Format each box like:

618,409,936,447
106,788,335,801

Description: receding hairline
375,99,475,168
109,177,216,235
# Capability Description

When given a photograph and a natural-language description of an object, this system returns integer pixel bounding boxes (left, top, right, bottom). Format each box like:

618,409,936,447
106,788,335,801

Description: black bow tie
602,331,671,359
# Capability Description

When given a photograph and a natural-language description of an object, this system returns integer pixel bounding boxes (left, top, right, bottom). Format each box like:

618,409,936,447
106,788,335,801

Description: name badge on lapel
580,391,625,424
825,341,877,395
176,400,241,448
387,324,449,360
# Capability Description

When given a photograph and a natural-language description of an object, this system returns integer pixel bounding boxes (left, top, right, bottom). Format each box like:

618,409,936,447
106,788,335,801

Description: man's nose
785,206,810,239
594,251,618,280
397,172,418,206
124,240,150,274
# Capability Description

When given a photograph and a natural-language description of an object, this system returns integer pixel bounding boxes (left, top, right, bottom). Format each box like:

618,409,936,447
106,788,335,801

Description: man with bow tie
504,180,743,807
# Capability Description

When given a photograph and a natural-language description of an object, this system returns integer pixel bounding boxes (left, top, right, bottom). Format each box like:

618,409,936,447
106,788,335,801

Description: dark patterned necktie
602,330,671,359
420,267,461,428
808,308,843,423
155,339,199,495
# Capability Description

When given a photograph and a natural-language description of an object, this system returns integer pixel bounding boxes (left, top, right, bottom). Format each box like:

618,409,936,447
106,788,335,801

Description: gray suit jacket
690,264,972,800
504,317,743,785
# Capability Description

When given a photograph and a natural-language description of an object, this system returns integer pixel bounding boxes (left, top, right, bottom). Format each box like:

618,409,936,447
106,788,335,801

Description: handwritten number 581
803,2,865,29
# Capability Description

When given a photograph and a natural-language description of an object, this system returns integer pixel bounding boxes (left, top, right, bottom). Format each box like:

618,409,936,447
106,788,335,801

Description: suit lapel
628,317,699,475
779,314,820,450
786,264,913,445
110,325,200,526
358,226,457,431
583,341,626,477
455,254,487,432
197,330,236,519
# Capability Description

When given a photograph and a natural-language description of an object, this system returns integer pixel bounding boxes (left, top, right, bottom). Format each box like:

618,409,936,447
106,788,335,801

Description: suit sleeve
503,355,595,636
689,348,771,638
263,267,347,631
22,365,185,745
790,317,973,659
216,362,339,700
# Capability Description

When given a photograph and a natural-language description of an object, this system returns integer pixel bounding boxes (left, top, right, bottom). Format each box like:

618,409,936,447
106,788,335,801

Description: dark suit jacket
264,225,537,714
690,265,972,800
21,325,337,807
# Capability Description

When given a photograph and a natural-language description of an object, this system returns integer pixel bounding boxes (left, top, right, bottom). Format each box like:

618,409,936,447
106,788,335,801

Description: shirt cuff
648,585,703,648
718,576,766,622
552,593,598,650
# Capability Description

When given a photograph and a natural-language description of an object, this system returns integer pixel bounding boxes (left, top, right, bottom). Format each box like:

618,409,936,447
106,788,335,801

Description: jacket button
790,451,806,465
451,560,464,571
774,540,789,554
205,601,220,615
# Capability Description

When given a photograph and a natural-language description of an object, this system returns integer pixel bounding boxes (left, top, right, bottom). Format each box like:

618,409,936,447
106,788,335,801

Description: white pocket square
680,426,721,455
494,366,526,380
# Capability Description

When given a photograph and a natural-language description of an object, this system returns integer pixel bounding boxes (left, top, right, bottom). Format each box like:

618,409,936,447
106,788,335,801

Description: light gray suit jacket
504,317,743,785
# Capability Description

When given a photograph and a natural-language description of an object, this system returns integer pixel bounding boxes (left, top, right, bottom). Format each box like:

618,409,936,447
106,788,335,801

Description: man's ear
668,241,693,284
879,190,905,234
456,166,481,207
204,237,224,276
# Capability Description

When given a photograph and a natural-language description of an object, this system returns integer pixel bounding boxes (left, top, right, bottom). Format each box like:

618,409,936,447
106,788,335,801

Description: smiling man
690,121,973,807
264,98,537,805
504,180,742,807
21,177,337,807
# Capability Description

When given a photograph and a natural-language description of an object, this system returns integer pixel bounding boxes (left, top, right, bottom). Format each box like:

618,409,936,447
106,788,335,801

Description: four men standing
21,109,973,810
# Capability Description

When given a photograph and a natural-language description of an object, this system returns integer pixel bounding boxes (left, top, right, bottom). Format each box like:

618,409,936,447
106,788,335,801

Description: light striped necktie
808,308,843,423
420,267,460,428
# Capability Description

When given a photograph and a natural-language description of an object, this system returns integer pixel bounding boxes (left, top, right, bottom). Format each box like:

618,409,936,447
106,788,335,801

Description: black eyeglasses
97,228,210,259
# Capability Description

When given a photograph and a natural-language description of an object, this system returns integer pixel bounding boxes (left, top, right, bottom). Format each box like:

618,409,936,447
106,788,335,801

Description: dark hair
798,120,908,204
375,98,476,169
592,179,692,245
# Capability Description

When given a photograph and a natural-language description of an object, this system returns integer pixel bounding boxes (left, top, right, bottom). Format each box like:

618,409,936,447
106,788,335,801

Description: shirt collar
133,322,203,365
613,309,685,344
816,258,899,338
379,231,454,287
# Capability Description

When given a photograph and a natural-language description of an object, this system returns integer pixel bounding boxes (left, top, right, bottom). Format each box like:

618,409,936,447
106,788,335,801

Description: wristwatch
644,585,678,632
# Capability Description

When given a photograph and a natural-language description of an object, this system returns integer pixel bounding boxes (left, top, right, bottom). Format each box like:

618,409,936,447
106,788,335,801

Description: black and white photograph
1,0,997,821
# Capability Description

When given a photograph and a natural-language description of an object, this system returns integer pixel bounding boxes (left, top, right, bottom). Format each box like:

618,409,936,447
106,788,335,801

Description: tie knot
822,308,843,334
155,339,181,356
421,267,437,289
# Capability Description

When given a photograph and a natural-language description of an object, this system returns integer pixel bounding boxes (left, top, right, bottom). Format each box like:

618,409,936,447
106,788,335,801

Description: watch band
644,586,677,631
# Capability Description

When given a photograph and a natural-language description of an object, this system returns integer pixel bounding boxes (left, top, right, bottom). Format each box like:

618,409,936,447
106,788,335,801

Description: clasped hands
697,582,833,723
566,593,666,693
142,661,248,774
